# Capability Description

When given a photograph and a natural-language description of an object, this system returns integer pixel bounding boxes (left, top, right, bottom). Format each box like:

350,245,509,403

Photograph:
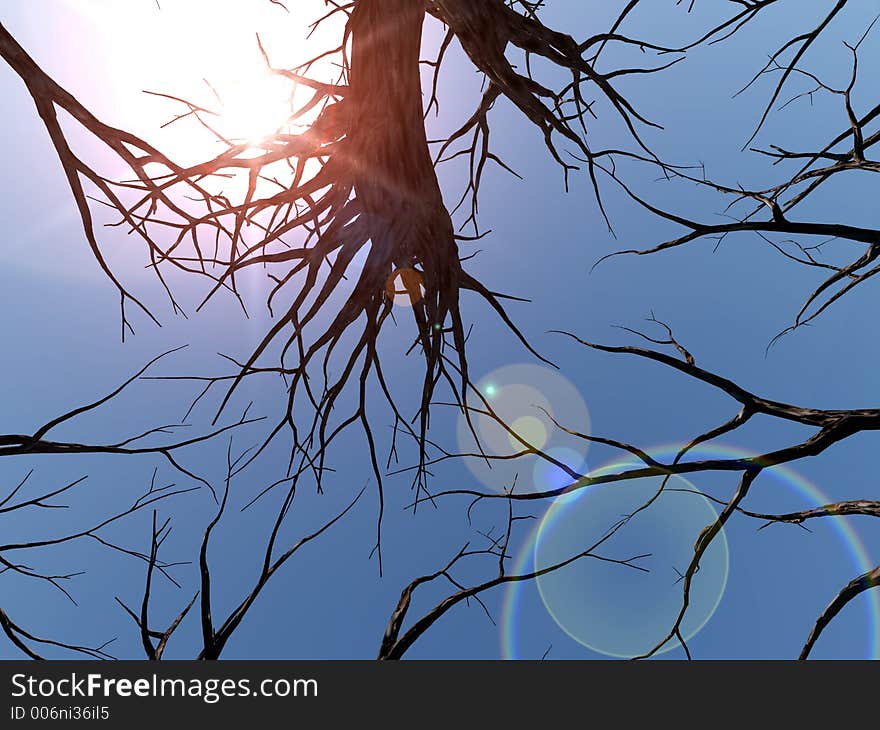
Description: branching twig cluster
3,0,878,661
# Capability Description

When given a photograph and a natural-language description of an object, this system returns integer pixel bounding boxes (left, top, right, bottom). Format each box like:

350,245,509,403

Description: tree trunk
348,0,460,326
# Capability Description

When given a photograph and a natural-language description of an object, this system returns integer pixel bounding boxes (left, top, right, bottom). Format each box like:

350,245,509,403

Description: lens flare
533,469,729,658
532,447,586,492
501,444,880,659
508,416,548,451
385,268,425,307
456,364,590,493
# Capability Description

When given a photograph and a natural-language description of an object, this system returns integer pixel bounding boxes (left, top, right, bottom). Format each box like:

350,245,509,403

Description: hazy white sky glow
61,0,341,159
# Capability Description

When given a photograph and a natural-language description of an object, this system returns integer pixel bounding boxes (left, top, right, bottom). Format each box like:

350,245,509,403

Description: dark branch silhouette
2,0,878,660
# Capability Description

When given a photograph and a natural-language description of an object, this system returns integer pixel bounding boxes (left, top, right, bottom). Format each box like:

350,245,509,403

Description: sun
60,0,343,158
208,71,294,146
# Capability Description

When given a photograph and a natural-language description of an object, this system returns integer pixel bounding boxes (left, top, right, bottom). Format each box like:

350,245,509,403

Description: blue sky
2,0,880,660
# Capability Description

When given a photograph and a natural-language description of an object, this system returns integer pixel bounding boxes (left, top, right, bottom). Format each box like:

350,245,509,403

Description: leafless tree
1,0,877,660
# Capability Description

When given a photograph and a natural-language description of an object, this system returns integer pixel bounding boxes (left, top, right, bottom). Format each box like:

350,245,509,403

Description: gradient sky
2,0,880,660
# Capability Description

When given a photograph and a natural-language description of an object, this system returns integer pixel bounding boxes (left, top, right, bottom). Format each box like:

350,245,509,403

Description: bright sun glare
63,0,339,157
211,72,294,145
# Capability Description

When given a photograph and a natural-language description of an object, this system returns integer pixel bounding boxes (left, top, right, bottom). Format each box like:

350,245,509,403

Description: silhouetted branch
378,496,649,659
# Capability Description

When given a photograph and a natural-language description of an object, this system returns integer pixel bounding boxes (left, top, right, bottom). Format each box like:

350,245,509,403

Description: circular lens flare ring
456,364,591,494
501,444,880,659
533,468,729,658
